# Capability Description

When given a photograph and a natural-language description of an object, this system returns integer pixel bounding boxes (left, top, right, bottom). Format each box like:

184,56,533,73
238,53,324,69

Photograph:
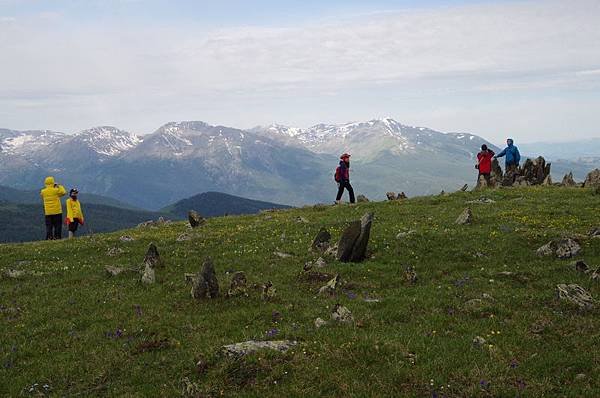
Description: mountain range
1,119,598,209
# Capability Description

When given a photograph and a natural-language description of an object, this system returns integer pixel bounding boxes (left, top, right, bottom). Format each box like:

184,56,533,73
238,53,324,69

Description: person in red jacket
476,144,495,185
335,153,355,204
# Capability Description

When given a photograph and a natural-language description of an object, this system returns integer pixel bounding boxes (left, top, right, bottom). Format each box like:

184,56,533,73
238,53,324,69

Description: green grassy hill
1,187,599,396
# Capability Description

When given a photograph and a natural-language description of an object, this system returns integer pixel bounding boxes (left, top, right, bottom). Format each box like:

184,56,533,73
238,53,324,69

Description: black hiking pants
45,214,62,240
336,180,355,203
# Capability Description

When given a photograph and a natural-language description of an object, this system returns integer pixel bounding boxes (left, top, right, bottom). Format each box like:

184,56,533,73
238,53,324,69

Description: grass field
1,187,599,397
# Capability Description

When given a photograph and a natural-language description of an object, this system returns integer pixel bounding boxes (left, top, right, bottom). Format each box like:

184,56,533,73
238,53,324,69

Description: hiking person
335,153,355,204
40,176,66,240
494,138,521,173
65,188,84,239
476,144,495,185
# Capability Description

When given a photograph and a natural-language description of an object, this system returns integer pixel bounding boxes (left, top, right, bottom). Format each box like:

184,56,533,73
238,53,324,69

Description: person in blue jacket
494,138,521,172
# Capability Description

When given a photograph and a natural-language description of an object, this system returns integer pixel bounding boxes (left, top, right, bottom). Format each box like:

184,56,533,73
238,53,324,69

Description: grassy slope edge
0,187,599,397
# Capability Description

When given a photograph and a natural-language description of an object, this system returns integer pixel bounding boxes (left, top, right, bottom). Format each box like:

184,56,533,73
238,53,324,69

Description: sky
1,0,600,144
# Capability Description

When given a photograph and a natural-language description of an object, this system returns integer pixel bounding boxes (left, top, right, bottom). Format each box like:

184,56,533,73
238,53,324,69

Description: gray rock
311,227,331,252
144,243,162,268
176,233,191,242
590,227,600,238
314,317,327,328
105,265,124,277
583,169,600,188
542,174,553,186
397,192,408,200
318,274,342,296
107,247,124,257
191,257,220,299
188,210,205,228
472,336,487,347
571,260,589,273
296,216,310,224
337,221,362,262
562,172,576,187
261,281,276,301
331,304,354,324
520,156,551,185
3,269,25,278
537,238,581,259
396,230,416,239
140,264,155,284
404,266,418,284
221,340,297,357
557,284,595,309
466,197,496,204
349,212,374,262
119,235,134,242
455,208,473,225
591,268,600,281
227,271,247,297
356,194,369,203
274,251,292,259
386,192,397,201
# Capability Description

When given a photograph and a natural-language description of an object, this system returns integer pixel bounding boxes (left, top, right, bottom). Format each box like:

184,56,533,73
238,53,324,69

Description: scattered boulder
296,216,310,224
589,227,600,238
261,281,276,301
404,266,418,284
331,304,354,324
591,268,600,281
144,243,162,268
141,265,155,284
490,159,503,185
188,210,205,228
3,269,25,278
455,208,473,225
119,235,134,242
176,233,191,242
105,265,124,277
274,251,293,259
561,172,576,187
396,230,416,239
583,169,600,188
472,336,487,347
311,227,331,252
221,340,297,357
571,260,590,273
107,247,124,257
314,317,327,328
137,217,171,228
191,258,220,299
557,284,595,309
318,274,342,296
466,197,495,204
536,238,581,259
356,194,369,203
386,192,397,201
304,257,327,271
227,271,247,297
502,166,519,187
397,192,408,200
337,212,374,263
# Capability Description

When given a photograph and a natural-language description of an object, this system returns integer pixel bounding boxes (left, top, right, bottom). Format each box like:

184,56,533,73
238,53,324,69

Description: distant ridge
162,191,291,218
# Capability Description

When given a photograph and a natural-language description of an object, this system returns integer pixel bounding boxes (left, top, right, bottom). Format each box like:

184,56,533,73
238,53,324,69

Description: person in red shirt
476,144,495,185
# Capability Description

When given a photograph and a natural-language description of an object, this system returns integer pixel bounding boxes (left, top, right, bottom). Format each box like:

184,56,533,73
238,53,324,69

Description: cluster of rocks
386,192,407,201
536,238,581,259
137,217,172,228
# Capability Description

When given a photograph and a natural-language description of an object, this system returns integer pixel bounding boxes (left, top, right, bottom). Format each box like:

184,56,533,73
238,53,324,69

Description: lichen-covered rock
318,274,342,296
356,194,369,203
397,192,407,200
336,221,361,262
520,156,551,185
141,265,155,284
537,238,581,259
176,233,191,242
331,304,354,324
386,192,397,201
261,281,276,301
188,210,205,228
583,168,600,188
119,235,134,242
455,208,473,225
191,258,220,299
227,271,247,297
107,247,124,257
349,212,374,262
221,340,297,357
314,318,327,328
143,243,162,268
590,227,600,238
311,227,331,252
557,284,595,309
105,265,124,277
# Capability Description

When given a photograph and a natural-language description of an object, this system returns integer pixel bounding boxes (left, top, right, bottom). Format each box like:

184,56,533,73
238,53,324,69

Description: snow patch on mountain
76,126,142,156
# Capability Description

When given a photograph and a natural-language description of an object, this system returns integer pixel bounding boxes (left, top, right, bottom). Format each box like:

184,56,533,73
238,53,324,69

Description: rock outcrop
191,258,220,299
520,156,551,186
221,340,297,357
337,212,374,263
536,238,581,259
227,271,247,297
584,169,600,188
557,284,595,309
561,172,576,187
455,208,473,225
311,228,331,252
356,194,369,203
188,210,205,228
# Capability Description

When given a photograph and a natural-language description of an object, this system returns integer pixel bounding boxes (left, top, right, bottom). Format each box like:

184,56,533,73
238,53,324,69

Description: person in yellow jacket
65,188,85,239
40,176,66,240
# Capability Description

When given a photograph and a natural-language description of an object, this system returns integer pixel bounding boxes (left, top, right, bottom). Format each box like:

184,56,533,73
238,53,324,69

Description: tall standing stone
191,257,220,299
188,210,205,228
584,169,600,188
144,243,162,268
562,172,576,187
337,213,374,263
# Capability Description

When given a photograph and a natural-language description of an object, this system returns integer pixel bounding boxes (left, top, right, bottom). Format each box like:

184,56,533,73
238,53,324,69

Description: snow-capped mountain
74,126,142,157
4,117,594,210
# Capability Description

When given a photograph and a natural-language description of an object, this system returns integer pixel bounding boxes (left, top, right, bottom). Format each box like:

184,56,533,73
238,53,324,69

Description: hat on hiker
481,144,488,151
340,153,351,159
70,188,79,196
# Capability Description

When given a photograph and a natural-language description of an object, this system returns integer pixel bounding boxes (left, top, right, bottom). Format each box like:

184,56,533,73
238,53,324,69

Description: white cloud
0,0,599,139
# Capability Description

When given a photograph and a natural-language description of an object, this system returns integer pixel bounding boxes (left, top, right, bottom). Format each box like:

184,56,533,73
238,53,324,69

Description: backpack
334,166,342,182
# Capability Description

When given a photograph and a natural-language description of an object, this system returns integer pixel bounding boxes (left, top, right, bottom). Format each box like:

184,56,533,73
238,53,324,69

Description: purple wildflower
266,328,279,338
346,291,358,300
480,379,490,390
